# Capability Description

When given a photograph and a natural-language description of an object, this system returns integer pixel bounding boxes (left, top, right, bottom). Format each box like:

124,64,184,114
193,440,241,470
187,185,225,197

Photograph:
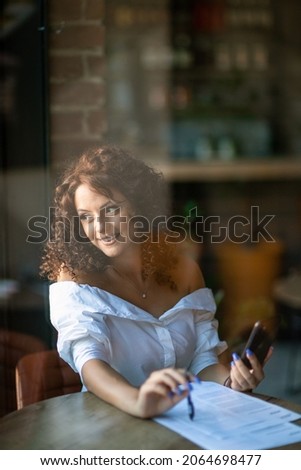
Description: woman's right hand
82,360,196,419
134,368,193,418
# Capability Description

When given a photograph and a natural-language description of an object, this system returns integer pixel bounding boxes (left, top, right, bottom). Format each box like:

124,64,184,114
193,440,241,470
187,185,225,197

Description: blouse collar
50,281,216,322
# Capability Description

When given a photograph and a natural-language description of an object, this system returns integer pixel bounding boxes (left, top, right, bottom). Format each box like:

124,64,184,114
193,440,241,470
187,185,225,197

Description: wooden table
0,391,300,450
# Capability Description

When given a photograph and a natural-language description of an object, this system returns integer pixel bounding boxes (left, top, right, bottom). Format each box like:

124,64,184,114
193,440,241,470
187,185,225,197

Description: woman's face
74,183,134,257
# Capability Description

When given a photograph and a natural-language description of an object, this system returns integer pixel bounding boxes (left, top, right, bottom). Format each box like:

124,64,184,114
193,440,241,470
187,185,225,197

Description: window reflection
0,0,51,417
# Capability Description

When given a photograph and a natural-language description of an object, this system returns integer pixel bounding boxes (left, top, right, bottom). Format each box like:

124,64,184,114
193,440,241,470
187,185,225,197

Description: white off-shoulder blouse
49,282,227,388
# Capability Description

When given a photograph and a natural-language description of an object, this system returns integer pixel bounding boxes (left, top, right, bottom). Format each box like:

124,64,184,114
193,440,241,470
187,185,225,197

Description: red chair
0,329,47,416
15,349,82,409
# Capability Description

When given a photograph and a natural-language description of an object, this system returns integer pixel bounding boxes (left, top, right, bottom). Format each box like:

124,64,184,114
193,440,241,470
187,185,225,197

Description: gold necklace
108,266,150,299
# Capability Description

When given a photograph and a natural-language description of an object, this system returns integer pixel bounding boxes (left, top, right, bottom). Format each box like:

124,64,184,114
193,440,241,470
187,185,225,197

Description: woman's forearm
198,363,230,385
81,359,140,416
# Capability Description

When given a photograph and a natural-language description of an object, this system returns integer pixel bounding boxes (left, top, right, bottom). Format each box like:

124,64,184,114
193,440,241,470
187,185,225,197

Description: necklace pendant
142,293,147,299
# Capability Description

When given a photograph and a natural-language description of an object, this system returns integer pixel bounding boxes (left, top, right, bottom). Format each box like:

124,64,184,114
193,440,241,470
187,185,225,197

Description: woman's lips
98,233,120,245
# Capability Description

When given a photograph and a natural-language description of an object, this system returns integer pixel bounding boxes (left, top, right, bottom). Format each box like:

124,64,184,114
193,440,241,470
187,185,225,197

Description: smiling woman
40,144,272,420
40,145,171,282
74,184,132,254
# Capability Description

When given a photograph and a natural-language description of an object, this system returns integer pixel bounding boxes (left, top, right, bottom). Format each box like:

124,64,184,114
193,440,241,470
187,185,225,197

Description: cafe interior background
1,0,301,418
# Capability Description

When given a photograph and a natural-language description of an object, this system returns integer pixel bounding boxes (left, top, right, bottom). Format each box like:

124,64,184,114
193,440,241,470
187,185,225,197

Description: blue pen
169,376,199,420
186,376,199,420
187,392,195,420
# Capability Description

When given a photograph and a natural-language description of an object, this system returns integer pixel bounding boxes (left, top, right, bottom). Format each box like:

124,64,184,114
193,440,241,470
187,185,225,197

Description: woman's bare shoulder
173,254,205,293
57,267,108,291
56,267,89,283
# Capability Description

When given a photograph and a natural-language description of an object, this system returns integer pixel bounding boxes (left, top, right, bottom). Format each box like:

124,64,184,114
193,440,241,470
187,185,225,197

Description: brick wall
48,0,106,168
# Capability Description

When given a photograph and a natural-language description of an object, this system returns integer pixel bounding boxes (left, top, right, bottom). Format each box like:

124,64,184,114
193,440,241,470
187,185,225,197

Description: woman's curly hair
40,145,178,287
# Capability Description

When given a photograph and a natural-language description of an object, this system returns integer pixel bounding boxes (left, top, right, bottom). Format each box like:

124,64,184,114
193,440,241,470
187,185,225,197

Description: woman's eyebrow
76,208,93,214
77,201,115,213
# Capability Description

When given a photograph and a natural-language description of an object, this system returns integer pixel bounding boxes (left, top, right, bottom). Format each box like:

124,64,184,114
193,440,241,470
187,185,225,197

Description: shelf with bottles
170,92,271,120
170,43,273,117
169,114,274,162
170,0,274,31
169,0,276,162
146,64,275,161
170,0,274,71
172,34,274,76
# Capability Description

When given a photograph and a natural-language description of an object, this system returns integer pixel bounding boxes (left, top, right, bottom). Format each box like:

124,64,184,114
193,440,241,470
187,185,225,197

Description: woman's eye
79,214,94,223
106,205,120,215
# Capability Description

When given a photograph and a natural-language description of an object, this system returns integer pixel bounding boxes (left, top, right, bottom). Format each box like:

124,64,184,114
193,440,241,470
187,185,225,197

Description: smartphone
241,321,273,369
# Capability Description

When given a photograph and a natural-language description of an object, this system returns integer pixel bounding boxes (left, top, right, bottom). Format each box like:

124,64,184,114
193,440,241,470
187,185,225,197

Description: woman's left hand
229,346,273,392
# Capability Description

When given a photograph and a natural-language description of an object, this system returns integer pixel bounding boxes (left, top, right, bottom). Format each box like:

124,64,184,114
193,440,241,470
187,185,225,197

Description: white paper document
154,382,301,449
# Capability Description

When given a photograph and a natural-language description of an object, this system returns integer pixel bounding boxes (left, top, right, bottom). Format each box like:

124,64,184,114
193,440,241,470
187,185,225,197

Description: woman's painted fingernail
194,376,202,384
246,348,254,356
232,352,240,361
168,390,175,398
231,360,235,367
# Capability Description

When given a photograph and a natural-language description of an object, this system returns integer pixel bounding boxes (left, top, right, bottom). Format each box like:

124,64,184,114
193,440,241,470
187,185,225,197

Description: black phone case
241,321,272,369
